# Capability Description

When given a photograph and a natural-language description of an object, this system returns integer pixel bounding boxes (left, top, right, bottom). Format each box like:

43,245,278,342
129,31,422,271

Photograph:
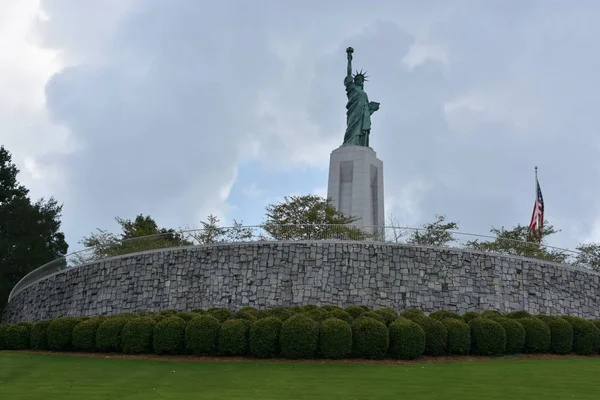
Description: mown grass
1,352,600,399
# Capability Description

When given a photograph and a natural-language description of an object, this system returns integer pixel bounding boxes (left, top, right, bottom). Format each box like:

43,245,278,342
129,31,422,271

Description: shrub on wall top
352,317,389,359
185,315,221,356
442,318,470,355
121,317,156,354
344,305,366,319
153,316,186,355
219,319,250,357
280,314,319,359
518,317,551,353
249,317,282,358
31,319,53,350
562,316,600,355
494,318,525,354
415,317,447,356
72,316,106,352
96,315,136,353
541,316,573,355
469,317,506,356
48,317,83,351
388,318,426,360
319,318,352,359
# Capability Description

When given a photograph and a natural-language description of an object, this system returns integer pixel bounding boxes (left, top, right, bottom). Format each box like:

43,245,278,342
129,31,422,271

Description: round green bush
238,307,260,317
375,308,398,326
327,309,354,325
320,305,340,312
305,308,330,322
400,309,426,322
359,305,370,311
344,305,366,319
219,319,250,356
302,305,319,312
96,315,135,352
542,316,573,355
280,314,319,359
469,317,506,356
48,317,83,351
72,317,106,352
357,311,386,324
319,318,352,359
506,311,531,319
153,316,186,355
388,318,426,360
415,317,448,356
207,308,233,323
31,320,52,350
494,318,525,354
177,312,199,322
249,317,282,358
16,322,33,334
5,324,30,350
430,310,462,321
121,317,156,354
462,312,481,322
185,315,221,356
191,309,205,314
290,306,303,314
261,307,293,322
562,316,600,355
351,317,389,359
481,310,504,319
0,323,8,349
233,310,258,322
518,317,550,353
442,318,470,355
592,320,600,331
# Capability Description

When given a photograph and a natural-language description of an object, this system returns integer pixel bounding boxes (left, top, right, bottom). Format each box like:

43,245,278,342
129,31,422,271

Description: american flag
529,170,544,243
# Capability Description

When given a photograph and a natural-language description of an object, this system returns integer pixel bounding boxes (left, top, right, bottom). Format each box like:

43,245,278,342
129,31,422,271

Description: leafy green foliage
280,314,319,359
430,310,462,321
465,222,568,263
407,214,459,246
327,309,354,325
262,194,371,240
518,317,551,353
481,310,503,319
344,305,366,319
506,311,531,319
185,315,221,356
319,318,352,359
462,312,481,322
305,308,330,322
494,318,525,354
541,316,573,354
177,312,199,322
574,243,600,271
153,316,186,355
72,317,105,352
260,307,293,322
561,316,600,355
95,315,135,352
206,308,232,323
442,318,470,355
415,317,448,356
31,320,52,350
233,310,258,322
47,317,82,351
219,319,250,356
4,324,30,350
400,309,426,322
469,318,506,356
302,305,319,312
388,318,426,360
249,317,282,358
186,214,254,244
374,308,398,326
121,317,156,354
0,323,8,349
0,146,68,311
356,311,386,324
351,317,389,359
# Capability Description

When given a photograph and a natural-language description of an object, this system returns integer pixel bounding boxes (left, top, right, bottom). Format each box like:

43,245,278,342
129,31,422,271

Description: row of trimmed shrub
1,306,600,359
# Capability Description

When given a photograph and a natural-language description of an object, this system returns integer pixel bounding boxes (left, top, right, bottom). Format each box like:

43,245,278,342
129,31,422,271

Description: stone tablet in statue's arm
368,101,380,115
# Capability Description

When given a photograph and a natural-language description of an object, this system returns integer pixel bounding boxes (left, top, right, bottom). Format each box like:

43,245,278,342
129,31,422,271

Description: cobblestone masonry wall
3,241,600,323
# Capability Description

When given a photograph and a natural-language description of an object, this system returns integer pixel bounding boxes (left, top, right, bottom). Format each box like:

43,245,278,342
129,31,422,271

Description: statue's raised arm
346,47,354,78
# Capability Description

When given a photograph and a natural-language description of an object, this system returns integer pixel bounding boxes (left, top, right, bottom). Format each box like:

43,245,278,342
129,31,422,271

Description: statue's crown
353,69,368,81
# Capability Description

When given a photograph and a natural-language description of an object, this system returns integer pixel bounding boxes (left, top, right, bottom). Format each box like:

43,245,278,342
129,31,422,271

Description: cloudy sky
3,0,600,252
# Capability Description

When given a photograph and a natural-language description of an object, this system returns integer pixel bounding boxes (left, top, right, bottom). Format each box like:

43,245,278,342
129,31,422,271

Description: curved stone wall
3,241,600,323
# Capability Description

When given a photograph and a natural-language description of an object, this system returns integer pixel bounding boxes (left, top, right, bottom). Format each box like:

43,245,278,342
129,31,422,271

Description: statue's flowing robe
342,75,371,146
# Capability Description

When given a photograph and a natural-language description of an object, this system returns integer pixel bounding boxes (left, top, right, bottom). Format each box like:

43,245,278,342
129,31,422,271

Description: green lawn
1,352,600,399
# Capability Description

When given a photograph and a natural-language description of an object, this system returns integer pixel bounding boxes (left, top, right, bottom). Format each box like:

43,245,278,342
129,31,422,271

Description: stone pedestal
327,145,384,234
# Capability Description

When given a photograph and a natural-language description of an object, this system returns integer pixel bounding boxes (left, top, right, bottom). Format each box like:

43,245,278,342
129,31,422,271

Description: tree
0,146,68,311
77,214,190,262
407,214,459,247
465,221,569,263
262,194,373,240
574,243,600,271
186,214,254,244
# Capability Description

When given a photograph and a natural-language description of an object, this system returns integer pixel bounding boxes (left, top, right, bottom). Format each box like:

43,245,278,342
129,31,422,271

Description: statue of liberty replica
342,47,380,147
